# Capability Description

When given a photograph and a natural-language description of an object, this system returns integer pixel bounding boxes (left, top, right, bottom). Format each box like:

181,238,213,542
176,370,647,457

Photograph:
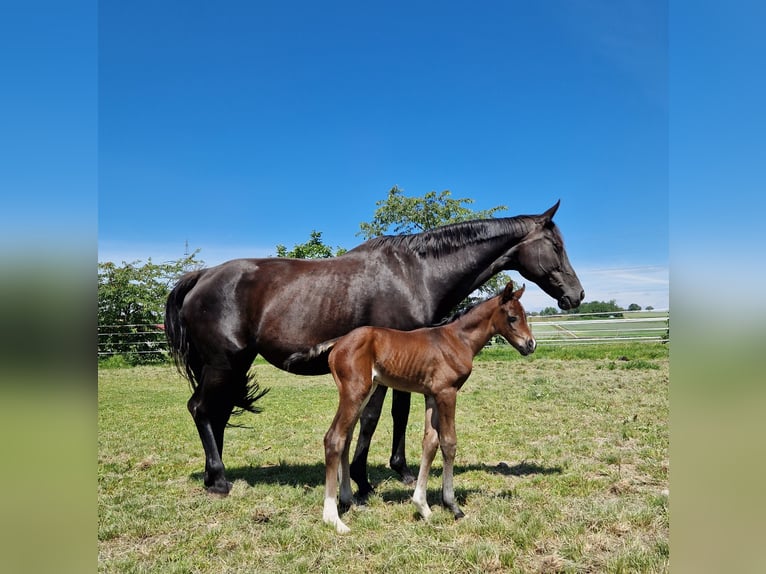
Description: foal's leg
324,413,353,534
435,388,464,519
324,376,374,534
412,395,440,520
187,366,237,495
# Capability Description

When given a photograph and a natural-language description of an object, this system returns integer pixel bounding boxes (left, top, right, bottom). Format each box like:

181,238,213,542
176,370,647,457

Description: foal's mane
432,290,503,327
357,216,536,258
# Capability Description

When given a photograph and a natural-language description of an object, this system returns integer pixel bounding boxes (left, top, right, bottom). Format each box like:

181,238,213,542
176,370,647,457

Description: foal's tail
284,338,340,372
164,269,206,390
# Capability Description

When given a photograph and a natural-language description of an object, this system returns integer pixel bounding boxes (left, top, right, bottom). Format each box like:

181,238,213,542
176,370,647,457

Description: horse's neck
446,298,499,357
416,218,530,318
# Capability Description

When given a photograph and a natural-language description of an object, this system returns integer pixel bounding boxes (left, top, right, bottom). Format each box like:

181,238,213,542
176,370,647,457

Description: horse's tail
164,269,205,390
284,337,340,372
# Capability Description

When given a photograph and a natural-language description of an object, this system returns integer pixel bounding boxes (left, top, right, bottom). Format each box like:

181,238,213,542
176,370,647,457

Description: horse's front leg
389,389,416,485
436,388,464,519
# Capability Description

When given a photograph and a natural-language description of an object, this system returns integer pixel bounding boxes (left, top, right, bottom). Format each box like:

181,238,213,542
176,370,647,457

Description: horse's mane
354,216,536,258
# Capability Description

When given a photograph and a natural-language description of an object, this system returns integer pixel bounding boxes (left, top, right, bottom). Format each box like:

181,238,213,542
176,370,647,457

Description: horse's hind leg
350,387,415,496
389,390,416,485
349,384,388,498
187,366,238,495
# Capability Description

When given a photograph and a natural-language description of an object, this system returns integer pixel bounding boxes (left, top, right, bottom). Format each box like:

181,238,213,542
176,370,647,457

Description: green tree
628,303,642,311
540,306,560,316
358,185,507,238
98,251,203,363
276,230,347,259
570,300,625,318
358,186,511,302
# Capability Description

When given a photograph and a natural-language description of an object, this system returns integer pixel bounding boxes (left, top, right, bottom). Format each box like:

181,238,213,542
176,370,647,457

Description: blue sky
96,1,669,311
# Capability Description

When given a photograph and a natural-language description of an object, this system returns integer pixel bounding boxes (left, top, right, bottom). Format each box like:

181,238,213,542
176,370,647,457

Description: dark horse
164,201,584,496
286,282,534,533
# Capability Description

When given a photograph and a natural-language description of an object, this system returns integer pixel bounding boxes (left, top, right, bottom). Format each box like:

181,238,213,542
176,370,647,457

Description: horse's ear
513,283,526,300
539,200,560,224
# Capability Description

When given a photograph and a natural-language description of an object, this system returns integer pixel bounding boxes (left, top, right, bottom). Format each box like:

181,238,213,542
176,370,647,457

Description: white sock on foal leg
323,496,350,534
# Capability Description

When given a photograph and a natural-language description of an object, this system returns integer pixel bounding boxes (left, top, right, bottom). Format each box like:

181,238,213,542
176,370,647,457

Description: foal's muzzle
519,338,536,356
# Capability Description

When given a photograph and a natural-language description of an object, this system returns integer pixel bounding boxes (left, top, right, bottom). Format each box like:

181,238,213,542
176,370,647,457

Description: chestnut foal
286,281,535,533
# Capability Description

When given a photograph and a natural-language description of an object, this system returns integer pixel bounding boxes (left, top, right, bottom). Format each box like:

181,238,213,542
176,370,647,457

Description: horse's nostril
579,290,585,302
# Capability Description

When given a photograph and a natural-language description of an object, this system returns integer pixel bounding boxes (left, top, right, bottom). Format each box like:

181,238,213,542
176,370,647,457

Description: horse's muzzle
558,290,585,311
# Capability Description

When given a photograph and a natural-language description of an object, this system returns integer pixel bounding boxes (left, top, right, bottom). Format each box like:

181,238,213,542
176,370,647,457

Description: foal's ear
502,281,523,302
512,283,526,300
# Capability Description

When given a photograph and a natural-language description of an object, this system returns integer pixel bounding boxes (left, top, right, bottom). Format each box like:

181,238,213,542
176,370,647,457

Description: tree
98,251,203,363
358,185,507,238
540,306,560,316
276,230,346,259
628,303,642,311
570,300,624,318
358,186,511,302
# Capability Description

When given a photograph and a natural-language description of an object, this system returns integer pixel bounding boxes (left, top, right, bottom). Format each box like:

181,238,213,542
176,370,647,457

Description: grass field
98,344,668,573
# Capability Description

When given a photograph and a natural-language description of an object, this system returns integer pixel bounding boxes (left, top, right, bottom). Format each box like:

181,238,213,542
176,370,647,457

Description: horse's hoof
355,483,375,502
206,480,232,496
390,459,416,485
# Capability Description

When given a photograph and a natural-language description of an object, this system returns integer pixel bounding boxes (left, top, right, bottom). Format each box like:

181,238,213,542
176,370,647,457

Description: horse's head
511,201,585,311
496,282,536,356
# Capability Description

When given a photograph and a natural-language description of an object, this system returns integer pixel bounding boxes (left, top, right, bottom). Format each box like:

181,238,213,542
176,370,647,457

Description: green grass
99,346,668,573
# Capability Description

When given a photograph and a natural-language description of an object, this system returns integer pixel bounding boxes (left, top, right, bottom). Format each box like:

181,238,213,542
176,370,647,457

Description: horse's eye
508,316,517,324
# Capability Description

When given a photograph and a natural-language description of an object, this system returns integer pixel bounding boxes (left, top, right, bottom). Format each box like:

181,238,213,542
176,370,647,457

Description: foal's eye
508,316,517,324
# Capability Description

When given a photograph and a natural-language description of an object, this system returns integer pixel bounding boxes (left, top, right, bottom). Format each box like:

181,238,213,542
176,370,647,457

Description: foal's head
495,282,536,356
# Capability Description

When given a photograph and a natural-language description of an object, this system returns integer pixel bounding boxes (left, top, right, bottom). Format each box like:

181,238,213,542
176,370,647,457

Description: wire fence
97,310,669,362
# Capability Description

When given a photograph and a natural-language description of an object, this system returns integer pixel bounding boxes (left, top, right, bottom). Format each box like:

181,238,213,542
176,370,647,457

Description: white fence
97,310,669,358
527,310,669,345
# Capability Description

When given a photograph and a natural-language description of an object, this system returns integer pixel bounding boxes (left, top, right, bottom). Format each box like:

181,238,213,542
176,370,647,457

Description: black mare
165,201,584,496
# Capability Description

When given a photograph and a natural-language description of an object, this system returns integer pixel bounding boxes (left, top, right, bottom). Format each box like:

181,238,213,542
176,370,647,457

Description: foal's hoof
334,521,351,535
444,502,465,520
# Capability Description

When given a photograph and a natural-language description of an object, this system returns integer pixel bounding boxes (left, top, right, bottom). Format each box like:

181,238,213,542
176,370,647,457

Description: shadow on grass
192,459,562,494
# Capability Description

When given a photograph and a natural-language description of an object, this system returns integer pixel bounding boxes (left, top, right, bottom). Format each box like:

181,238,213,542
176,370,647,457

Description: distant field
98,345,668,573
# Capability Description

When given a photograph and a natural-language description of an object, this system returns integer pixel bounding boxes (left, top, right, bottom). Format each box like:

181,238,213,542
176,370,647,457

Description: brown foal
287,281,535,533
